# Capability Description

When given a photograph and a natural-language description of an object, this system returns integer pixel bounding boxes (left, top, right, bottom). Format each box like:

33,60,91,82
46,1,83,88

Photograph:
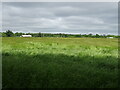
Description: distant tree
38,32,42,37
64,34,68,37
2,32,7,37
15,32,23,37
42,33,44,37
26,33,31,35
0,32,2,37
75,35,80,37
5,30,14,37
95,34,100,38
88,33,92,37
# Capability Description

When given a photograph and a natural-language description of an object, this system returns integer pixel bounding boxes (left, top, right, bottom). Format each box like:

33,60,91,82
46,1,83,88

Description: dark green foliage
0,30,119,38
14,32,23,37
5,30,14,37
2,53,118,88
38,32,42,37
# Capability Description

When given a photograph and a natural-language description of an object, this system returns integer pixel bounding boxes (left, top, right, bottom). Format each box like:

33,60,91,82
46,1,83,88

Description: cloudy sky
2,2,118,34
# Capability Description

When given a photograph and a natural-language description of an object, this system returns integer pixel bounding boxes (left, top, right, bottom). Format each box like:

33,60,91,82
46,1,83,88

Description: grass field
2,37,118,88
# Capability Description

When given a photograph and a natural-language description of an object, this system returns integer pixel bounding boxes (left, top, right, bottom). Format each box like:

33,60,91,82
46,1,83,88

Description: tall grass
2,37,118,88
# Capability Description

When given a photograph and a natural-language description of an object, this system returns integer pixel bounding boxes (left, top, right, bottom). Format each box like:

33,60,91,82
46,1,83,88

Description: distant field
2,37,118,88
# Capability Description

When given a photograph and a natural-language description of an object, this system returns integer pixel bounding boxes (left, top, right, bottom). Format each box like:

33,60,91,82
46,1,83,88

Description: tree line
0,30,119,38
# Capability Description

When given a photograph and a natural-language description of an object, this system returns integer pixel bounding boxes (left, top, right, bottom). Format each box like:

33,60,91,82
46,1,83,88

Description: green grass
2,37,118,88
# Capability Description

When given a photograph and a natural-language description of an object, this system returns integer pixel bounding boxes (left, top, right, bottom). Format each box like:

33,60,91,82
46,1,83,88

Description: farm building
107,37,114,38
20,35,32,37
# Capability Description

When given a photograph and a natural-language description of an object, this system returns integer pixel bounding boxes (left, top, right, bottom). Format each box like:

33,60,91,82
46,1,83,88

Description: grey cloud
0,3,2,30
2,2,118,34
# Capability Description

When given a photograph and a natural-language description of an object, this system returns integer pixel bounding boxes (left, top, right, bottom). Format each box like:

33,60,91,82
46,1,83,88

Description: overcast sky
2,2,118,34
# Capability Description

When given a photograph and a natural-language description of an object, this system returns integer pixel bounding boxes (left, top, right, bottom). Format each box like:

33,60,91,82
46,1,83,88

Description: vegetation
2,37,118,88
0,30,119,38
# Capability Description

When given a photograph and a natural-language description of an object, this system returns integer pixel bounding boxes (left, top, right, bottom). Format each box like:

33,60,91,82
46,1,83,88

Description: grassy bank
2,37,118,88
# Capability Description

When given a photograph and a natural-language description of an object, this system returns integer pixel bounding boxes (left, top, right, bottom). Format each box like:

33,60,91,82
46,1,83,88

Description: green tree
15,32,23,37
38,32,42,37
88,33,92,37
2,32,7,37
95,34,100,38
5,30,14,37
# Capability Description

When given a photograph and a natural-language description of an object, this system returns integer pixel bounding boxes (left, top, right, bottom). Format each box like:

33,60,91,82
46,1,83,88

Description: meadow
2,37,118,88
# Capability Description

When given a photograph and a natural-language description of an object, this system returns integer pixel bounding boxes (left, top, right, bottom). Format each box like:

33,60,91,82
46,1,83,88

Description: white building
20,35,32,37
107,37,114,38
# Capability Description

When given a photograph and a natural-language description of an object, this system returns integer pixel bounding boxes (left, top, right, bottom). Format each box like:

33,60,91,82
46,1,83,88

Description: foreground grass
2,37,118,88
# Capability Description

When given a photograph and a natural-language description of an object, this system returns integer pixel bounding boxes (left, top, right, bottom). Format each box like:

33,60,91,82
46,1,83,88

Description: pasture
2,37,118,88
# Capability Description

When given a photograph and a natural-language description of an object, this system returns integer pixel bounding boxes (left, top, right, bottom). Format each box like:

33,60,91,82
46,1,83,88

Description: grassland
2,37,118,88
